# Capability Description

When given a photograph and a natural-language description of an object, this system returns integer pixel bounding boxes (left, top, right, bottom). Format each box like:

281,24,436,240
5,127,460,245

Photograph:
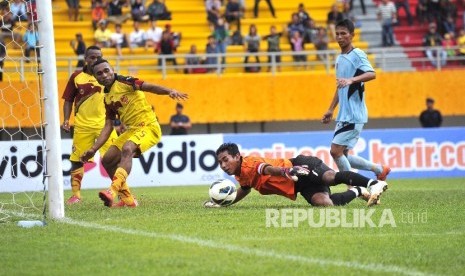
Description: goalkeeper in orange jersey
80,58,188,208
62,46,118,205
204,142,388,208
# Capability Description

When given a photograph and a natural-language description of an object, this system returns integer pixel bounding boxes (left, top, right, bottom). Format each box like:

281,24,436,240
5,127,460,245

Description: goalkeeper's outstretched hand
281,166,310,181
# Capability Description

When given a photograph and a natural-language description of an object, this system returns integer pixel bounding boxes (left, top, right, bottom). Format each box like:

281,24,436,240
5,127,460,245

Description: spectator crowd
1,0,465,78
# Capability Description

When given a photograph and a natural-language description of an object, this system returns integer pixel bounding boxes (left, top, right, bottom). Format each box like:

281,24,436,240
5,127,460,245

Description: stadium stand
393,0,465,70
2,0,375,80
364,0,465,71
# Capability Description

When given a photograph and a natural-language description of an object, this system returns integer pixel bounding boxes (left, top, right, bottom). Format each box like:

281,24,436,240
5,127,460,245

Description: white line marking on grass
61,218,436,276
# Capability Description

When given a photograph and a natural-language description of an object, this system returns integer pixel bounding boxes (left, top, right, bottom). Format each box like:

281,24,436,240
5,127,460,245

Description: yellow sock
119,181,135,205
110,167,128,198
70,167,84,198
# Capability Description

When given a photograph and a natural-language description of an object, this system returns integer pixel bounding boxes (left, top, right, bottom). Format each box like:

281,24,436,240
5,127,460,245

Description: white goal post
37,1,65,219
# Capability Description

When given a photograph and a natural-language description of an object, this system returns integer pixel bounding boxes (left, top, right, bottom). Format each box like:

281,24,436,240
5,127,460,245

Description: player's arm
62,73,79,132
349,71,376,84
336,71,376,88
80,118,114,162
322,89,339,124
139,82,188,101
232,186,251,204
62,101,73,132
259,163,310,181
204,186,251,208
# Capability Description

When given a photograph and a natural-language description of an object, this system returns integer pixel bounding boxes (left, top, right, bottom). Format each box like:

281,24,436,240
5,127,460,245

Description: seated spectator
296,3,311,23
131,0,149,22
156,31,177,69
263,25,282,71
129,21,146,49
147,0,172,21
107,0,131,25
205,35,218,72
145,20,163,50
110,23,129,56
224,0,242,30
442,33,456,58
313,27,329,61
91,0,106,30
206,0,222,28
10,0,28,23
287,13,305,44
327,4,343,41
23,23,39,62
70,33,86,68
302,18,318,43
243,24,261,72
290,31,306,67
94,20,113,48
423,22,447,68
184,44,207,74
164,24,182,48
419,98,442,128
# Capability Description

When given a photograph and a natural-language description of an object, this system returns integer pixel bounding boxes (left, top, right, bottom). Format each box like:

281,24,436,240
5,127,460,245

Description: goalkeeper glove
203,200,221,208
281,166,310,181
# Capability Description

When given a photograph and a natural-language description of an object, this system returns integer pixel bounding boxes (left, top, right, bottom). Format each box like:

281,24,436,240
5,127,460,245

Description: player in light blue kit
321,19,390,195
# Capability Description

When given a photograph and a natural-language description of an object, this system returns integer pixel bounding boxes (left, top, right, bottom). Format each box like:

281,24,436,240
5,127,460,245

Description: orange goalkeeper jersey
235,156,296,200
103,74,158,128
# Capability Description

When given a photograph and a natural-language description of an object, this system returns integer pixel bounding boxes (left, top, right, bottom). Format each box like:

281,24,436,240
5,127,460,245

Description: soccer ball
209,179,237,206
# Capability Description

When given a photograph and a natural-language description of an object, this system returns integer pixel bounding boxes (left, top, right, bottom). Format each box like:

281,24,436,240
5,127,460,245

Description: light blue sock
335,155,351,172
348,155,382,174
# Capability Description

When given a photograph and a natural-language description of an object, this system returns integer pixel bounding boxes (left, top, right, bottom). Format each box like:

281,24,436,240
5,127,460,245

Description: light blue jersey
335,48,374,124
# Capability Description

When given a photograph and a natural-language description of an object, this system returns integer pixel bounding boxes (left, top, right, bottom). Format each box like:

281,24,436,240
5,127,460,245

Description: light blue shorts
331,122,364,149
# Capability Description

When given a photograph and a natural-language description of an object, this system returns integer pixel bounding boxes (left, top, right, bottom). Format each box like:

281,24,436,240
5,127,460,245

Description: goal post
37,1,65,219
0,1,64,223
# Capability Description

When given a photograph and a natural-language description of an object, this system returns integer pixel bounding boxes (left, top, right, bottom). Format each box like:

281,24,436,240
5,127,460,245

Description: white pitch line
60,218,436,276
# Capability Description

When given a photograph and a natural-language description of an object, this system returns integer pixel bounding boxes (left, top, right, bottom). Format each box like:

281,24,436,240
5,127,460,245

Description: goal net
0,1,64,224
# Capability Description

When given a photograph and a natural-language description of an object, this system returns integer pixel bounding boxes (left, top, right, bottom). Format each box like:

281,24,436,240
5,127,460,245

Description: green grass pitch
2,178,465,275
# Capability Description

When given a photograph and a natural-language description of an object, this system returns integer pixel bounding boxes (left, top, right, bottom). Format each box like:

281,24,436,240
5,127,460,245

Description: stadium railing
4,46,465,81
